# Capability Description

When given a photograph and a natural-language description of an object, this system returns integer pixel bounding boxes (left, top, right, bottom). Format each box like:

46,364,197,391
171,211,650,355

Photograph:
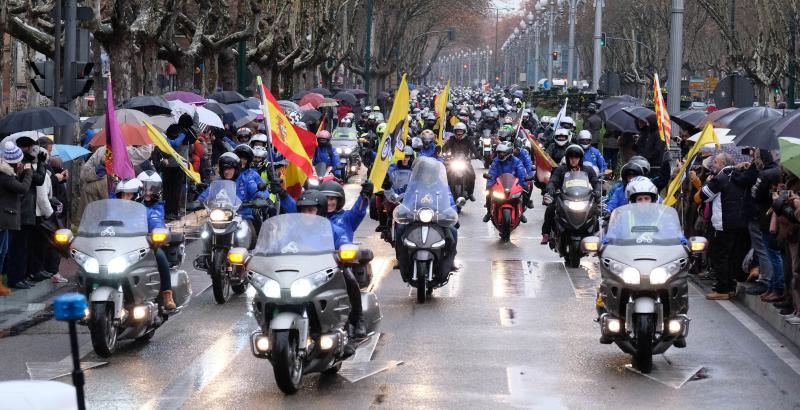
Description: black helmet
620,161,645,183
234,144,254,166
296,190,326,216
319,180,345,212
629,155,651,175
218,152,241,179
565,144,585,161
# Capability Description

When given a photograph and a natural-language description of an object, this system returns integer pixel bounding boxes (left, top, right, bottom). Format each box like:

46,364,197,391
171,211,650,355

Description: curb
0,280,76,339
734,285,800,348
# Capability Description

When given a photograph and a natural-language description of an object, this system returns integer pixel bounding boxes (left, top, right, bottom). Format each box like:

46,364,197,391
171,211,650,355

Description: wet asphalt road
3,161,800,409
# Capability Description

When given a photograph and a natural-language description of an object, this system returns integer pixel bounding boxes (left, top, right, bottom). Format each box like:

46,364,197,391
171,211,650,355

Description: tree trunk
141,41,159,96
91,41,104,115
220,51,237,91
174,58,195,92
1,34,12,114
107,35,133,102
130,48,143,97
203,53,218,95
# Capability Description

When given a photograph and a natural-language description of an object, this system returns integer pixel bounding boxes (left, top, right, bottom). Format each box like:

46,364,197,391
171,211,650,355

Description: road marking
27,341,106,380
624,356,703,389
340,333,404,383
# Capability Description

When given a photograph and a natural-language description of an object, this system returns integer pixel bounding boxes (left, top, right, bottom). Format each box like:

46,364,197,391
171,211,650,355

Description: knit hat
3,142,23,164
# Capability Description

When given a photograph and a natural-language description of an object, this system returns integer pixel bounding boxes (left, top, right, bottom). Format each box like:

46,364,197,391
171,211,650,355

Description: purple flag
104,78,135,179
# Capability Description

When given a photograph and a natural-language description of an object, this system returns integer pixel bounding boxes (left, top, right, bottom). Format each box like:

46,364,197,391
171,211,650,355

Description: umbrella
196,106,224,129
706,107,739,125
52,144,91,161
163,91,207,105
671,110,708,132
93,109,153,129
688,128,733,143
716,107,781,129
770,110,800,139
599,99,640,122
346,89,368,99
299,93,325,109
599,95,640,112
1,130,49,147
241,98,261,110
0,107,79,136
122,95,172,116
278,100,301,114
148,115,177,132
732,116,782,150
226,104,255,128
310,87,333,97
203,102,235,124
167,100,196,120
622,106,657,126
89,123,152,146
779,137,800,177
208,91,246,104
333,91,357,107
699,142,751,164
291,90,310,101
299,103,315,111
604,109,639,134
300,109,322,124
319,98,338,108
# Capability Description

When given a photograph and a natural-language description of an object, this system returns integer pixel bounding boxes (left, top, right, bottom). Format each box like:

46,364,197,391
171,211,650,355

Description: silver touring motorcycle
55,199,191,357
235,213,381,394
581,203,706,373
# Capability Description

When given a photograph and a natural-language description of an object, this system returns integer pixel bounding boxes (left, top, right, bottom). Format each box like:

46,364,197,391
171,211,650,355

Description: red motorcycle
305,162,343,189
485,173,531,242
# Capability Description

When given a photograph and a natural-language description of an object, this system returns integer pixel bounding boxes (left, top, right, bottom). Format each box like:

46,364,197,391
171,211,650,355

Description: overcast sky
492,0,525,12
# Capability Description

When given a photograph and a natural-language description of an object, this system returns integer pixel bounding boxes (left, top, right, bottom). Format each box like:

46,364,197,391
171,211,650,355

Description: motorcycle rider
418,129,441,160
483,141,529,224
313,130,341,179
625,176,658,204
577,130,607,173
318,179,374,240
378,146,416,235
546,128,572,164
541,145,600,245
606,157,651,214
538,115,553,144
442,122,478,201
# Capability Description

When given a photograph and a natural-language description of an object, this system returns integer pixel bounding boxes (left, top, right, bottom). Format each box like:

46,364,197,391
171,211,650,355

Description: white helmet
625,176,658,203
454,122,468,132
554,128,571,146
137,170,163,199
577,130,593,149
411,137,423,150
249,133,269,146
252,146,268,159
560,116,576,129
541,115,551,125
115,177,142,199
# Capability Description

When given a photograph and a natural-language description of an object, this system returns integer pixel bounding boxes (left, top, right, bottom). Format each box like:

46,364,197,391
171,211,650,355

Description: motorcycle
306,162,342,189
444,152,471,212
381,168,412,244
332,127,362,182
485,172,532,242
548,171,598,268
581,203,706,373
393,158,460,303
480,129,494,169
189,180,267,304
242,214,381,394
53,199,191,357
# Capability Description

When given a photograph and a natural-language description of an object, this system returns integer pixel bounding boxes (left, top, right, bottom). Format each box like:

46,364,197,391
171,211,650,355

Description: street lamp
592,0,604,92
538,0,562,89
566,0,579,88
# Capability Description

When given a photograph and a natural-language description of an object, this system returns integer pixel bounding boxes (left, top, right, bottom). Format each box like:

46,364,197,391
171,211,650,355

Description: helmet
317,130,332,145
411,137,423,150
340,117,352,127
577,130,593,149
541,115,551,125
554,129,571,146
421,129,435,147
296,190,326,216
625,176,658,202
346,112,355,119
373,106,381,112
218,152,241,179
425,112,437,122
252,146,268,162
564,144,585,161
236,127,252,141
376,122,387,134
319,180,345,212
629,155,651,175
446,102,454,111
496,141,514,160
620,162,645,182
454,122,467,136
137,170,162,201
249,133,268,147
234,144,254,165
561,116,576,129
115,178,142,200
368,112,379,121
402,145,415,158
481,108,491,118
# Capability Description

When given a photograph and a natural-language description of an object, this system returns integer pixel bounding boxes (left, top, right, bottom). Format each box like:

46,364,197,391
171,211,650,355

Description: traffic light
447,28,456,42
463,64,468,69
600,32,607,48
29,60,56,100
552,51,559,61
69,61,94,100
773,82,781,95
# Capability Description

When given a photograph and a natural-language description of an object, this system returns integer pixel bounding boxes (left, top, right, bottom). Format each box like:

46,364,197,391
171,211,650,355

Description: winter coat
745,150,780,228
418,144,441,161
583,146,607,172
634,126,665,168
547,164,599,197
517,148,534,175
145,201,167,232
35,167,54,220
197,169,268,220
0,160,32,230
20,154,47,227
487,156,527,187
313,144,340,169
442,136,478,158
701,166,751,232
546,143,568,165
584,114,603,144
329,195,368,239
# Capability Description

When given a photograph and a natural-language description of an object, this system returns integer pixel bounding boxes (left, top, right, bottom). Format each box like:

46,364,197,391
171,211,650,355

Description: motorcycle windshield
332,127,359,148
254,214,335,256
204,180,241,212
78,199,148,238
561,171,593,199
498,173,518,191
605,204,684,246
402,158,452,213
390,169,412,194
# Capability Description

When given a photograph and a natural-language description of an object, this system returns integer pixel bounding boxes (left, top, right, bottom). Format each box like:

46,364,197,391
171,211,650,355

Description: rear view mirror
688,236,708,254
483,173,490,179
581,236,601,254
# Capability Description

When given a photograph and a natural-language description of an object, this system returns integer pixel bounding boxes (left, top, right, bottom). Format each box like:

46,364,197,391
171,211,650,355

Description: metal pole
363,0,374,103
68,321,86,410
547,5,555,88
592,0,603,93
494,9,499,87
53,1,62,109
61,0,77,144
526,33,532,86
789,16,797,109
534,24,541,88
567,0,577,88
667,0,684,113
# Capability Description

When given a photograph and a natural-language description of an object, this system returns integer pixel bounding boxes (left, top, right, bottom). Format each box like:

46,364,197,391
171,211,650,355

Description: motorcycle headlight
73,250,99,274
344,147,352,155
107,249,146,274
605,259,640,285
492,191,506,200
209,208,233,222
336,147,343,154
308,178,320,187
451,160,467,171
482,138,491,146
251,273,281,298
565,200,589,211
649,259,685,285
290,270,333,298
417,208,435,223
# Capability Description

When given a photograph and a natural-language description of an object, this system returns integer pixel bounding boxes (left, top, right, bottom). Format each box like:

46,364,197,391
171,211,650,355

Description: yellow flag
143,121,201,183
369,74,410,192
433,81,450,146
663,122,720,206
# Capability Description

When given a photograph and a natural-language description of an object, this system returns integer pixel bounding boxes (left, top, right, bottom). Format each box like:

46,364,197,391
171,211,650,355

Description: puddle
492,260,537,297
567,261,602,298
499,307,517,327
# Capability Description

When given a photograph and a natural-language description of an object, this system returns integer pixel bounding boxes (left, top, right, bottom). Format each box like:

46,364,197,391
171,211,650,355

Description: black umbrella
771,110,800,139
599,95,640,112
622,106,657,127
122,95,172,116
291,90,309,101
346,89,368,99
208,90,247,105
605,109,639,134
310,87,333,97
599,101,638,122
227,104,256,127
240,98,261,110
716,106,781,129
671,110,708,132
0,106,79,136
300,109,322,124
732,117,782,150
334,91,358,107
204,102,235,125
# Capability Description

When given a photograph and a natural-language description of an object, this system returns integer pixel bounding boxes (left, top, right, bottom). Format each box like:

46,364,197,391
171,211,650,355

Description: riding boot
161,290,177,310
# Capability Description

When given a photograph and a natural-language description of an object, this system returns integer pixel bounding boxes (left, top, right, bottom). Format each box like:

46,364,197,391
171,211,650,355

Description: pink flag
104,78,135,180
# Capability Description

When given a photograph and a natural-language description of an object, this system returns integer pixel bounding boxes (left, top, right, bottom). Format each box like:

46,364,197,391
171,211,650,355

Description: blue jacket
332,221,351,250
606,182,626,213
418,145,442,161
583,147,607,172
517,148,533,175
145,201,166,232
487,156,528,187
197,170,268,220
169,132,187,149
329,195,368,239
313,144,340,169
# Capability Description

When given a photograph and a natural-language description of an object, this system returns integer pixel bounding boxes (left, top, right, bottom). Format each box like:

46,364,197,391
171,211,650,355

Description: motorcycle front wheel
416,260,429,304
273,331,304,394
633,314,655,373
566,241,581,268
89,302,118,357
211,248,231,304
500,208,512,242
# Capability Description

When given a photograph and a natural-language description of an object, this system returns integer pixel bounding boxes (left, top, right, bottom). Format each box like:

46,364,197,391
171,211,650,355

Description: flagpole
257,76,281,214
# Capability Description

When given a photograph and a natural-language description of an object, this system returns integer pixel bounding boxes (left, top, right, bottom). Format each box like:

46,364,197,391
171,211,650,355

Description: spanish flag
370,74,410,192
257,76,313,195
433,81,450,146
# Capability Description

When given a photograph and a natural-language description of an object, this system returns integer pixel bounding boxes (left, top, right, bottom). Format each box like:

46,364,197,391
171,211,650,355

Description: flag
653,73,671,147
143,122,201,183
527,134,557,184
551,98,568,130
663,122,720,206
316,115,326,134
433,81,450,146
292,124,318,159
257,76,313,194
369,74,410,192
103,77,135,181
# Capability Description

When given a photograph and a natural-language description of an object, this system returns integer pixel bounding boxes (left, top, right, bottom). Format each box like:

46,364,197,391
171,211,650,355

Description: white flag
551,98,568,130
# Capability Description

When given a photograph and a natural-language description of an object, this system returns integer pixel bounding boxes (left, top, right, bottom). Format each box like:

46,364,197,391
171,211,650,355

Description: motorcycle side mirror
250,198,270,209
581,236,601,254
603,169,613,180
688,236,708,254
53,228,74,247
186,201,203,212
358,248,374,264
482,173,490,179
